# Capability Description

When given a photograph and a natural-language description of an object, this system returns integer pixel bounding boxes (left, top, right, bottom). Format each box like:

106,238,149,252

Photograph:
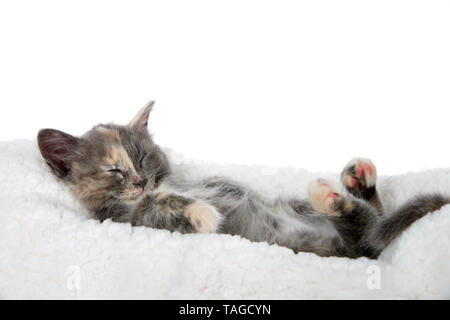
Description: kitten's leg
133,192,221,234
308,178,379,258
341,158,383,212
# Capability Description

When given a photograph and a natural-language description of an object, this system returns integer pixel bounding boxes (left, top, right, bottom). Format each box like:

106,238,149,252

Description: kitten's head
37,101,170,210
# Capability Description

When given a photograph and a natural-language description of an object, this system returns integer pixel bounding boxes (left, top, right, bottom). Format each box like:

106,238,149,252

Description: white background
0,0,449,175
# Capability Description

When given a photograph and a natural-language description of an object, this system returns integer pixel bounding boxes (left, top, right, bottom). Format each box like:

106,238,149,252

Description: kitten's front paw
341,158,377,193
308,179,352,216
184,200,221,233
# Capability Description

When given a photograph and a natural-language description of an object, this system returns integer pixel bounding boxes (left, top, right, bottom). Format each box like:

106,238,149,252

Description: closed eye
108,168,123,175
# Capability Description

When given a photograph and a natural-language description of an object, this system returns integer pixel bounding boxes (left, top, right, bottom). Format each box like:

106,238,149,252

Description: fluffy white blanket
0,140,449,299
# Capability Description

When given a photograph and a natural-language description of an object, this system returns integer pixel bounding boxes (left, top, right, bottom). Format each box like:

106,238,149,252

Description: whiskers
97,197,121,221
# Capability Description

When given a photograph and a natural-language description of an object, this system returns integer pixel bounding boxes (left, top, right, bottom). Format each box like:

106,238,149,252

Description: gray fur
37,103,450,259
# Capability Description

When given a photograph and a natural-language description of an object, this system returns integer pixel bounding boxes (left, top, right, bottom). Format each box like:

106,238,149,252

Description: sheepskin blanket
0,140,449,299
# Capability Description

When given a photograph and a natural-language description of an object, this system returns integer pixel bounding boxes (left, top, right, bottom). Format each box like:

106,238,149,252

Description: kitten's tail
367,193,449,258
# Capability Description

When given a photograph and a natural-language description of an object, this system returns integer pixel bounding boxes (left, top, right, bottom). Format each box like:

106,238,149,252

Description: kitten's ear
128,101,155,130
37,129,81,179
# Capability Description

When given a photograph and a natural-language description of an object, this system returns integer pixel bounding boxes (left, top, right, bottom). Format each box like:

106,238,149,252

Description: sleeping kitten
37,102,449,259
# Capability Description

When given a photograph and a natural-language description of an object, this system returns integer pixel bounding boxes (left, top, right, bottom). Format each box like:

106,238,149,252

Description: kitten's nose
133,176,148,189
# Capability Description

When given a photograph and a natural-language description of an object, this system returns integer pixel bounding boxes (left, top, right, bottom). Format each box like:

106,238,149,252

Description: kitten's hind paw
184,200,221,233
308,179,353,216
341,158,377,193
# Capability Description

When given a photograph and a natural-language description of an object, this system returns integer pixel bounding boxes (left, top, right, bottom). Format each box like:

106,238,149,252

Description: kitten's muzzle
133,177,148,189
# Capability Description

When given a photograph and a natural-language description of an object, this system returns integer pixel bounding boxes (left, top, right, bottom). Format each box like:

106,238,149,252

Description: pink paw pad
357,163,373,178
342,158,377,190
329,192,340,199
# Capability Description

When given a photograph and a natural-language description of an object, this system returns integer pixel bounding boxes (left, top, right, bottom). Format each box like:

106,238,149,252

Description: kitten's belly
211,196,343,255
163,176,344,256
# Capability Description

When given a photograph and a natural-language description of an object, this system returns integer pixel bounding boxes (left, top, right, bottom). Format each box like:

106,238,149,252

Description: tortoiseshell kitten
37,102,449,259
